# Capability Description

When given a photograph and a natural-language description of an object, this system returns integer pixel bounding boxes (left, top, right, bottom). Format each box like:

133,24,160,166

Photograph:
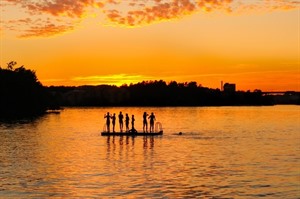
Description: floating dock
101,131,163,136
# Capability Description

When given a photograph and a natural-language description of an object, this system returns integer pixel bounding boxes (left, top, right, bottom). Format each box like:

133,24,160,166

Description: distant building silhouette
221,81,223,91
223,83,236,93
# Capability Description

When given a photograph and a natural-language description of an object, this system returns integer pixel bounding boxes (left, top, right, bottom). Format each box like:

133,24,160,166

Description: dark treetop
0,62,50,119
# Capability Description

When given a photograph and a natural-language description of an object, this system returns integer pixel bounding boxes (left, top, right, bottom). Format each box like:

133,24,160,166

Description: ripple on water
0,106,299,198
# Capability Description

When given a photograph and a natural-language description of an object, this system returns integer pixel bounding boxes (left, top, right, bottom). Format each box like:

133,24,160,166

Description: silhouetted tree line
47,80,277,107
0,62,50,118
1,62,298,119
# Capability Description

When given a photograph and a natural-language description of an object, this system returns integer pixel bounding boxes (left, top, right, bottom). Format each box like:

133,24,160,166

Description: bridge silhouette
262,91,300,95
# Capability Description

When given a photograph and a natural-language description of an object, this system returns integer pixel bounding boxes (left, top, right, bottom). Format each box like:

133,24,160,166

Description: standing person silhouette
104,112,111,132
118,111,124,132
111,113,116,133
148,112,156,133
143,112,148,133
125,113,130,132
131,115,135,131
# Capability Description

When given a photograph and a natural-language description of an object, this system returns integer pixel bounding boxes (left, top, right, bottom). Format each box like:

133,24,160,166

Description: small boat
101,131,163,136
101,122,163,137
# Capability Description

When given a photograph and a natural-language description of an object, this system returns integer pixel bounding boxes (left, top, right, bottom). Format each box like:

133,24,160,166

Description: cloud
18,23,75,38
3,0,96,17
233,0,300,13
2,16,77,38
1,0,299,37
104,0,299,26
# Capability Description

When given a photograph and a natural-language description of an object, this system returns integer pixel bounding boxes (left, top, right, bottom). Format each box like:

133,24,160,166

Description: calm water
0,106,299,198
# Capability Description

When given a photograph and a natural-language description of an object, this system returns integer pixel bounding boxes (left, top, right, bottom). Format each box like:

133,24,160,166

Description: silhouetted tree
0,61,48,118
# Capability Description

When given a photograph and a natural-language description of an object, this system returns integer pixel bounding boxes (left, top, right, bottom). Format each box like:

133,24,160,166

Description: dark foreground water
0,106,299,198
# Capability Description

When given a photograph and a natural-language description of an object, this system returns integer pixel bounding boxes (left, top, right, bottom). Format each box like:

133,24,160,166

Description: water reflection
143,136,154,149
0,106,299,198
106,136,155,150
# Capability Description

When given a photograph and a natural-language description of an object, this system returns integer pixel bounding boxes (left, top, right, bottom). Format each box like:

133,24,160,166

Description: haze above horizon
1,0,299,91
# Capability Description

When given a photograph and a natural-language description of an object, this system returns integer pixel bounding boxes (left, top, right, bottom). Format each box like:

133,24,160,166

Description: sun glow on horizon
38,68,300,92
71,74,156,87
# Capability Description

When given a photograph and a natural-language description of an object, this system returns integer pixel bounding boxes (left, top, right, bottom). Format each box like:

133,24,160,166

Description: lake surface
0,106,299,198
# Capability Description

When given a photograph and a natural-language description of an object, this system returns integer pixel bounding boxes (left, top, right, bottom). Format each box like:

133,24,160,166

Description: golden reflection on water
0,106,299,198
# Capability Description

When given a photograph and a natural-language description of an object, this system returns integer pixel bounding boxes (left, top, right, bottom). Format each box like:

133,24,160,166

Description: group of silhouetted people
104,111,156,133
142,112,156,133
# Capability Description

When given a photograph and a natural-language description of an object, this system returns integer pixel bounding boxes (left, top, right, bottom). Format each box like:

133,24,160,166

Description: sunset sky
1,0,299,91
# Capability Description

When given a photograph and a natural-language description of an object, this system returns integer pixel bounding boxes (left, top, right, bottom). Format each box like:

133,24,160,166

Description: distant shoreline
46,82,300,108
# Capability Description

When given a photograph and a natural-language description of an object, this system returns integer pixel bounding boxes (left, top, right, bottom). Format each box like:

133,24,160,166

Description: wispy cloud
2,0,299,37
2,0,96,17
104,0,299,26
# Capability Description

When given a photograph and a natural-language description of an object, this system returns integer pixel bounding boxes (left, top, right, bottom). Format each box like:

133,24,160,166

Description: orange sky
1,0,299,91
